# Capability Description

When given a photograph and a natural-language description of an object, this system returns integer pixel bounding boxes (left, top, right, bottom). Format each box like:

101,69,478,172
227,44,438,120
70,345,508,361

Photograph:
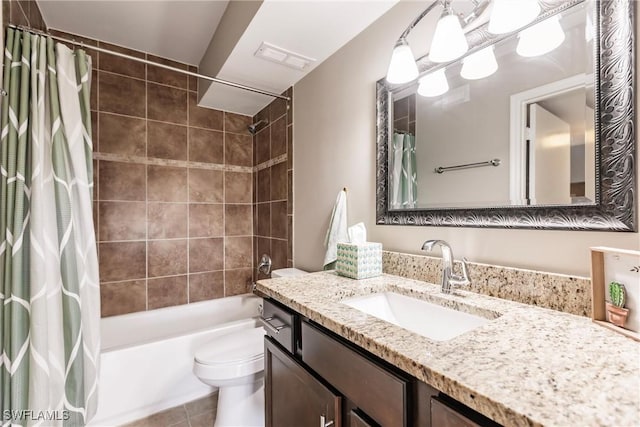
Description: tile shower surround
45,30,256,317
2,0,46,33
253,89,294,280
393,94,415,135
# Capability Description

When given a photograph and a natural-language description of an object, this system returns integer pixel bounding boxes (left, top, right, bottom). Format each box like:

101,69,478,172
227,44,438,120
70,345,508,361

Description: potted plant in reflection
606,282,630,328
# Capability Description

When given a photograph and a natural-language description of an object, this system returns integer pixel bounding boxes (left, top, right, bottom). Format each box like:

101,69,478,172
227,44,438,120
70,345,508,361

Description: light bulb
386,40,419,84
516,15,565,57
488,0,541,34
460,46,498,80
428,13,468,63
417,69,449,97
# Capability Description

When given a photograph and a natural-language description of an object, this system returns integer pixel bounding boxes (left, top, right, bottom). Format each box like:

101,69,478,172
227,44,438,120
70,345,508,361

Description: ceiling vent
254,42,316,71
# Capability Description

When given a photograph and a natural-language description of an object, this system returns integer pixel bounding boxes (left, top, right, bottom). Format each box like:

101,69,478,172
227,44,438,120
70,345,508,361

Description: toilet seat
194,327,265,381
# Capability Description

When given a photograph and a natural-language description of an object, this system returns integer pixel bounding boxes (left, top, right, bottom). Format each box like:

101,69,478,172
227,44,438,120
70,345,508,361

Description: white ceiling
38,0,230,65
200,0,399,115
38,0,400,115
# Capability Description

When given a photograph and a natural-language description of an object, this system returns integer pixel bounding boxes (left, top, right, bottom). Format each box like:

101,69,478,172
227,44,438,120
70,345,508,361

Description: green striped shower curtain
1,29,99,427
390,132,417,209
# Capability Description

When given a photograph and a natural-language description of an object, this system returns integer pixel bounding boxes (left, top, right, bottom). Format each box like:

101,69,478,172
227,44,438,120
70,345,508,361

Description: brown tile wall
0,14,293,314
393,94,416,134
253,89,293,279
2,0,47,33
48,31,254,317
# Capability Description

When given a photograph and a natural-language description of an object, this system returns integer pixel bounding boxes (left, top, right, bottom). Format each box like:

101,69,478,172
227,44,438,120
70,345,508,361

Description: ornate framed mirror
376,0,635,231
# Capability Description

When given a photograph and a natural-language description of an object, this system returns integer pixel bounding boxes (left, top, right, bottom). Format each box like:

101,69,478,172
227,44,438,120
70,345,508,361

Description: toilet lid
195,327,265,365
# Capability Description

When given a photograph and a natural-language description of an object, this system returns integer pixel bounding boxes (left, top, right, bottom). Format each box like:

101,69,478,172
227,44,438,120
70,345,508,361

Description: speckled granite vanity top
255,272,640,427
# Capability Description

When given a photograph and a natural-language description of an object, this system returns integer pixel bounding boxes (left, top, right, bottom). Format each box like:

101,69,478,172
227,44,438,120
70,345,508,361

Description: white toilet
193,268,307,427
270,268,308,278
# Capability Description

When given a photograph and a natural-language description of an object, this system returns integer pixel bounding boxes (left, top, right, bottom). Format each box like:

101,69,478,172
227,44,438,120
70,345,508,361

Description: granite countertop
255,272,640,427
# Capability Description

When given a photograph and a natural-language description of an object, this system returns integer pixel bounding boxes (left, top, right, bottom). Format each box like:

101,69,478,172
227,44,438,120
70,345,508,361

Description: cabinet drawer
302,321,408,427
431,397,502,427
262,299,295,353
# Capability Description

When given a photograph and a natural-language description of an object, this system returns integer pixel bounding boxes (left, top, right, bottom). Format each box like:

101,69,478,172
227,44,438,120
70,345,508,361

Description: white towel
323,189,348,269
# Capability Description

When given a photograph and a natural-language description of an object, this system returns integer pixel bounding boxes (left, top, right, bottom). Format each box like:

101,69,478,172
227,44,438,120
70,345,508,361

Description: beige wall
293,1,639,277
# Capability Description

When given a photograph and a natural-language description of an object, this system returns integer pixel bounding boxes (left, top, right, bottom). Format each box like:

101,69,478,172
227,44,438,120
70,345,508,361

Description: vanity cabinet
349,409,374,427
301,321,409,427
430,397,500,427
262,298,501,427
264,337,341,427
431,398,480,427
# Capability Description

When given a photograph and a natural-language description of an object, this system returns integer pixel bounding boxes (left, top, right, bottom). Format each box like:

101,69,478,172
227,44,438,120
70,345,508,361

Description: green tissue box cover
336,242,383,279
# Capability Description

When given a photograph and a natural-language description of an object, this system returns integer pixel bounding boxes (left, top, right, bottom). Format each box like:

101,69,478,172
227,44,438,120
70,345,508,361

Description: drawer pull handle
320,415,334,427
260,316,289,335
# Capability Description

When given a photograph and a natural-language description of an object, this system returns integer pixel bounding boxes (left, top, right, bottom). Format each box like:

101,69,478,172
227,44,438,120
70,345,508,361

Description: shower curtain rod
2,24,290,101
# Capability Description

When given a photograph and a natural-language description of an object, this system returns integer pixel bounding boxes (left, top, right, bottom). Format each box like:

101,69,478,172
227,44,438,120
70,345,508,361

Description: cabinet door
265,337,341,427
430,397,507,427
301,321,408,427
349,409,375,427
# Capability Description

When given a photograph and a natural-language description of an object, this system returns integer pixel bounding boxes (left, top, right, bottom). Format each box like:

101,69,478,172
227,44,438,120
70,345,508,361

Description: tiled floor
123,393,217,427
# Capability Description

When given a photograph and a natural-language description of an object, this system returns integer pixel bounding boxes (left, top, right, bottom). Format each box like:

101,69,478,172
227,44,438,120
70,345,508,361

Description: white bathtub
89,294,263,427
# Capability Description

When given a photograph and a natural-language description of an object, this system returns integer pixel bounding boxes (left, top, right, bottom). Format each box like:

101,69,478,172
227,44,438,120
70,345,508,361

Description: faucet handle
450,257,471,287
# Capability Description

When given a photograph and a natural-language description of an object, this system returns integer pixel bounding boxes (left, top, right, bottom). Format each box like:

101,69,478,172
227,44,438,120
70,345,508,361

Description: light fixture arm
463,0,492,25
395,0,491,48
396,1,443,43
388,0,492,85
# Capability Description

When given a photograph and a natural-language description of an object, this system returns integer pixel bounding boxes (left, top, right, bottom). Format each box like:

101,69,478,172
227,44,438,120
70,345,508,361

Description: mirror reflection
389,1,595,210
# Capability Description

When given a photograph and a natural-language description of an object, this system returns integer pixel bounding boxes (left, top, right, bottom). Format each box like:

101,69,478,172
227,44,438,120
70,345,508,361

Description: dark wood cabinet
413,380,440,427
265,336,341,427
301,321,409,427
262,298,502,427
262,299,296,353
430,398,501,427
431,398,481,427
349,409,375,427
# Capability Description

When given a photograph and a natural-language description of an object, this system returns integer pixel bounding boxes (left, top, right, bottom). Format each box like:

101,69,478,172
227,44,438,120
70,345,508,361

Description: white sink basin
341,292,491,341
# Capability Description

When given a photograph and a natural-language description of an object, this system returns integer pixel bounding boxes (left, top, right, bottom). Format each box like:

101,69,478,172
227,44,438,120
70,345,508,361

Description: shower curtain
1,29,99,427
390,132,417,209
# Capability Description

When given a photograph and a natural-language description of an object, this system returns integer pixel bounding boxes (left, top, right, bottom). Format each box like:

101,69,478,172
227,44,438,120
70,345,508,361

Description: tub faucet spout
421,240,470,294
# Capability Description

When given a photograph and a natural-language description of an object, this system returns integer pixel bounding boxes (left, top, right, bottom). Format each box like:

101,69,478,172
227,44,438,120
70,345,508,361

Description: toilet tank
271,268,307,278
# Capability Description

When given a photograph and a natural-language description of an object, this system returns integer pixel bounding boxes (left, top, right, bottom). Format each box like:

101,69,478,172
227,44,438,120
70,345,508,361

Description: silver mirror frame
376,0,636,231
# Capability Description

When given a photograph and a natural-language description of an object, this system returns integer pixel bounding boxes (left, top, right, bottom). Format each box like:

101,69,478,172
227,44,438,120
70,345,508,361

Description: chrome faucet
257,254,272,276
421,240,470,294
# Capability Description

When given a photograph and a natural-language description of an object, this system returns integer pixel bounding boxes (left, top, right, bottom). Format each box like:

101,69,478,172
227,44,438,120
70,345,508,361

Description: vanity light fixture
516,15,566,57
386,0,545,85
385,0,487,84
386,38,419,84
417,69,449,97
488,0,541,34
460,46,498,80
428,4,469,63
